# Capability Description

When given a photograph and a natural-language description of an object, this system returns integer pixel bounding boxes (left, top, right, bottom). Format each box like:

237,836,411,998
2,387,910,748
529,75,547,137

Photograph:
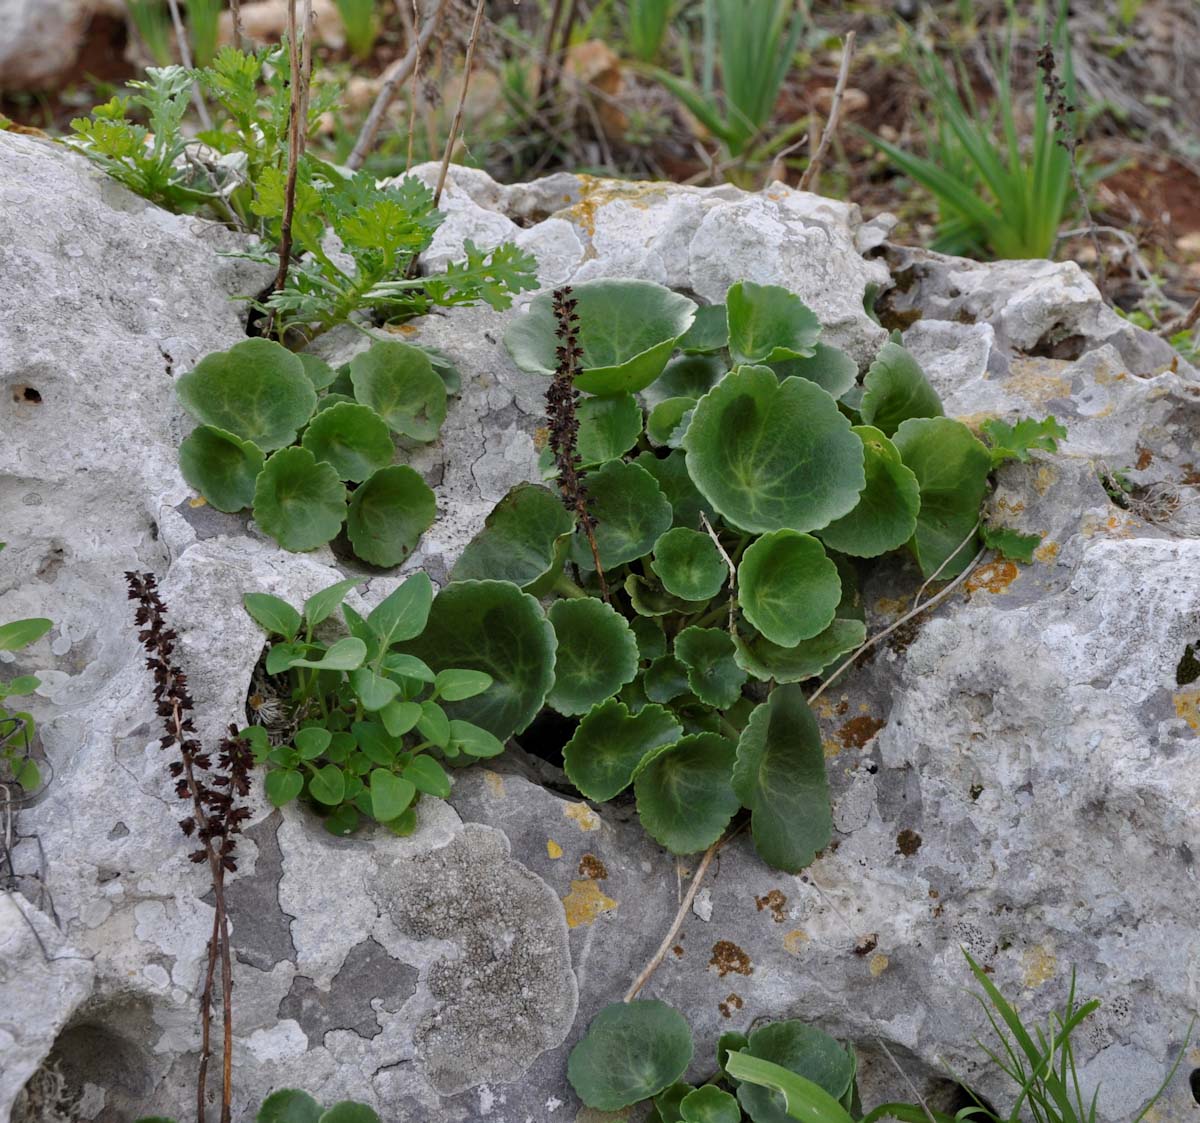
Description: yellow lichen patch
188,495,208,508
874,596,909,618
994,496,1027,516
869,953,890,977
1034,465,1058,496
783,929,810,956
564,801,601,831
822,737,843,759
1173,689,1200,731
546,839,563,860
1006,358,1072,405
483,770,505,798
1022,945,1057,988
1034,540,1060,564
966,559,1020,595
532,425,550,451
563,879,617,928
383,322,419,336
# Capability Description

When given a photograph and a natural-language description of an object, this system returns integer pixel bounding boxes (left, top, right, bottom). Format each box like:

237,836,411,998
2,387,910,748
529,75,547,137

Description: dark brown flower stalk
547,286,608,600
1036,42,1106,300
126,572,252,1123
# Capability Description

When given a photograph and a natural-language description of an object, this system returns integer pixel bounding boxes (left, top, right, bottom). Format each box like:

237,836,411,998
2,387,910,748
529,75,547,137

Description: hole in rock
42,1004,161,1123
1190,1068,1200,1104
514,708,577,770
11,385,41,404
1028,331,1087,362
1175,641,1200,686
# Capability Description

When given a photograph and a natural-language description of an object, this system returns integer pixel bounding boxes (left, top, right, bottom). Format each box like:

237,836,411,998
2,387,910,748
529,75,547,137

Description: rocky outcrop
1,130,1198,1121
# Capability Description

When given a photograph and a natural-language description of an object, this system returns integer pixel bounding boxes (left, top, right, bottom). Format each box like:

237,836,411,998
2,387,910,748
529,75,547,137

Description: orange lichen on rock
966,559,1020,595
562,879,617,928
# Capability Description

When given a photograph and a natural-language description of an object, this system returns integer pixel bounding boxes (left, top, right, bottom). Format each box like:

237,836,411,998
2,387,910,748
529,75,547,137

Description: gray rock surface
2,134,1199,1123
0,1,92,91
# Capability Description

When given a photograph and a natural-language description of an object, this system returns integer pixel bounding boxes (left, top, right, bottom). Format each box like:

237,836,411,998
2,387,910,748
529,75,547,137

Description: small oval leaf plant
178,337,448,566
444,277,1066,873
242,572,554,836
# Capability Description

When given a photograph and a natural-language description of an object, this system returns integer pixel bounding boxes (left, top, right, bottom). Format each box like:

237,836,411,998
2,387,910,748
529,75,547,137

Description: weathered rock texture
1,131,1198,1122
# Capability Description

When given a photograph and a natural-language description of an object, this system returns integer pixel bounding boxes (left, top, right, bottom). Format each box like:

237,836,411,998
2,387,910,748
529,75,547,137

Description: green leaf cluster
177,337,443,566
0,561,51,793
138,1088,380,1123
459,279,1064,871
568,999,858,1123
243,573,514,837
68,48,538,340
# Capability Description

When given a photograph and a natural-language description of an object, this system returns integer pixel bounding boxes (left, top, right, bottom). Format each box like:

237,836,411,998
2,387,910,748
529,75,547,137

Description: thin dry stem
229,0,246,51
347,0,449,171
1163,294,1200,338
270,0,313,333
809,545,987,707
434,0,487,206
624,839,722,1002
798,30,856,193
166,0,213,130
699,511,737,634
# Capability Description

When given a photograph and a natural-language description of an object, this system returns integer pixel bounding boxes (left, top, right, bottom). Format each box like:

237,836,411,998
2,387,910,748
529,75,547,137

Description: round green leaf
647,397,696,448
179,425,264,512
295,727,332,760
737,531,840,647
451,483,574,592
859,341,944,437
816,425,920,558
370,767,415,821
309,763,347,806
0,618,52,653
287,636,368,670
646,354,727,410
733,618,866,684
570,459,673,569
298,352,338,391
350,668,401,711
347,465,436,567
318,1104,380,1123
732,686,831,873
768,342,858,399
651,527,727,601
677,304,729,355
567,1000,695,1111
655,1084,695,1121
562,698,682,801
631,616,667,661
257,1089,322,1123
395,580,556,739
548,598,639,716
380,700,422,737
674,626,747,709
314,393,357,414
893,416,992,578
737,1020,854,1123
403,755,451,797
682,366,865,534
265,769,303,807
449,719,506,758
643,654,691,703
634,733,740,853
578,393,643,464
435,668,494,701
349,340,447,442
635,449,712,531
505,280,697,395
253,447,347,551
726,281,820,365
301,401,395,482
625,574,693,618
176,338,317,452
681,1085,741,1123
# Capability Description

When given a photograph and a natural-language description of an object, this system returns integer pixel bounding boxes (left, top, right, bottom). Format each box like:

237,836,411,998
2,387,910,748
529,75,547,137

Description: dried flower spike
547,286,608,599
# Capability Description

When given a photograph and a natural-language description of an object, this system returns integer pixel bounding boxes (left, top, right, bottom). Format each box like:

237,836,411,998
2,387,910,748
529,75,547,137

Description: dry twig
798,31,856,193
229,0,246,51
347,0,449,171
270,0,314,333
166,0,213,130
434,0,488,206
699,511,737,634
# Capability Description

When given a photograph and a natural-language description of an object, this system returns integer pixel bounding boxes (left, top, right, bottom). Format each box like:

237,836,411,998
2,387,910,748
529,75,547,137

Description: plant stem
434,0,487,207
552,575,588,599
347,0,449,171
166,0,213,130
229,0,246,51
798,31,855,193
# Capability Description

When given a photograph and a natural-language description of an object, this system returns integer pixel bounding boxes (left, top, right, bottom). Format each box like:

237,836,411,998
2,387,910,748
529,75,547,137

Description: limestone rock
2,135,1198,1123
0,1,90,91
